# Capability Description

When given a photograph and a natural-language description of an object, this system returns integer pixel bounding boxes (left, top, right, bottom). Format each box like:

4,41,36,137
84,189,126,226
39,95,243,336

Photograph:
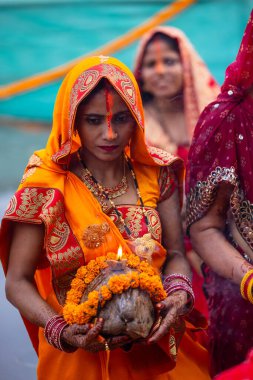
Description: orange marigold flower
126,253,140,268
66,289,83,304
108,274,130,294
139,261,155,275
84,274,96,284
87,290,100,304
62,304,75,324
130,271,140,288
100,285,112,301
70,278,86,292
106,252,117,260
76,266,88,279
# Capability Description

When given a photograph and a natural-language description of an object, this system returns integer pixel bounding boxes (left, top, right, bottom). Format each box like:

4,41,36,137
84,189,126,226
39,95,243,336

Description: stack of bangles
163,273,195,315
240,269,253,304
44,315,77,352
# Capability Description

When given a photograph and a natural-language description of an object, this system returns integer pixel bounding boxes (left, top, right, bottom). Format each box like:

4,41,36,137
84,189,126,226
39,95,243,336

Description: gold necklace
77,152,128,210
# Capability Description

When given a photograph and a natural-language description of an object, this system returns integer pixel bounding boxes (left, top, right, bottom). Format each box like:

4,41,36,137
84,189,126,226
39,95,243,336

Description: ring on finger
152,316,163,333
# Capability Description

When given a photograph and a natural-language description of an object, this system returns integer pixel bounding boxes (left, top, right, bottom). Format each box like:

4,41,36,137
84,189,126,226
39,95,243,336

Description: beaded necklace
77,150,150,239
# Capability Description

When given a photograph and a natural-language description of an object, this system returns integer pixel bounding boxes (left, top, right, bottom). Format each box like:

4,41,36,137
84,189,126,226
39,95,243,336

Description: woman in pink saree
133,26,219,163
186,9,253,376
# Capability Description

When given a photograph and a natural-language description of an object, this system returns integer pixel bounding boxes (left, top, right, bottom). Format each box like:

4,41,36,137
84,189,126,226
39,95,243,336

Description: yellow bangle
240,269,253,300
247,277,253,304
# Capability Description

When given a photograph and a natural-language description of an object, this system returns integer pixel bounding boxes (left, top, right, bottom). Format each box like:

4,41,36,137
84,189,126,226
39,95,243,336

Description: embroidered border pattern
187,166,253,250
231,188,253,251
186,166,237,229
4,187,84,304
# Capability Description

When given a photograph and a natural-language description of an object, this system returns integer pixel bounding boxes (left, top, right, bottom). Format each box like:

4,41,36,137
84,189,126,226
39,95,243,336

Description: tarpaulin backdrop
0,0,251,191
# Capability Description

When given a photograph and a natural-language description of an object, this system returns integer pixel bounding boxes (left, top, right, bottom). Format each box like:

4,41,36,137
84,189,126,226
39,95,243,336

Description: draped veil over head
133,26,220,141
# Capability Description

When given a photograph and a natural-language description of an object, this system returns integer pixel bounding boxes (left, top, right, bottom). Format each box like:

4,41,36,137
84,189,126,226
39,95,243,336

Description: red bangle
163,273,192,287
163,275,195,315
44,315,77,352
240,270,253,302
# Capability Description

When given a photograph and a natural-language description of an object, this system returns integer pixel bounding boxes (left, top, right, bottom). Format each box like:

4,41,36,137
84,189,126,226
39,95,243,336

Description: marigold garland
63,251,166,325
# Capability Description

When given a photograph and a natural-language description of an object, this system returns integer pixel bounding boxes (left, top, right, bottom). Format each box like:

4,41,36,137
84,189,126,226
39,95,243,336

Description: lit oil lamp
106,245,127,271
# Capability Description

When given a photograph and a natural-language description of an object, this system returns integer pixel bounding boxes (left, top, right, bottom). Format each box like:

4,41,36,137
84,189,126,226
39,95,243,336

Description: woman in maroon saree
186,9,253,377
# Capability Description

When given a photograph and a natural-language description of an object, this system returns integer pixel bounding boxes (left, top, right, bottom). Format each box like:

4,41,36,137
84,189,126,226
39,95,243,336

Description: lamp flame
117,245,123,261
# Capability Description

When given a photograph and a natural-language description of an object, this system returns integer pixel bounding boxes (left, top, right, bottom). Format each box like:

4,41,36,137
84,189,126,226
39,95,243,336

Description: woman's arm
190,184,253,285
6,222,55,326
5,222,128,352
148,188,192,343
158,188,191,278
6,223,101,351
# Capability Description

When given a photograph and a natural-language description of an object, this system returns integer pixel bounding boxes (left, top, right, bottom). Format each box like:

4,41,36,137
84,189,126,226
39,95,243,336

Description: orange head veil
133,26,220,140
42,55,163,169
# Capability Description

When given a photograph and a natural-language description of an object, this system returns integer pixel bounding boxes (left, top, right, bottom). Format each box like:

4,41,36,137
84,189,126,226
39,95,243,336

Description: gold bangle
240,269,253,300
247,277,253,304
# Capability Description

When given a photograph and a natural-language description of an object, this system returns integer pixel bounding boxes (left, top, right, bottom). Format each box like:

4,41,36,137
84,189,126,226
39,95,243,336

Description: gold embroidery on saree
50,246,83,272
5,195,17,216
41,199,64,224
20,154,42,183
27,154,42,167
82,223,110,249
48,219,70,253
15,188,53,220
124,207,144,238
147,146,177,165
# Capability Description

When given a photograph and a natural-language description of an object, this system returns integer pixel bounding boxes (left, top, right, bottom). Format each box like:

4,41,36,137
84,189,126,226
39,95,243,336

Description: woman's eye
144,60,156,69
164,58,179,66
113,112,132,124
85,116,102,125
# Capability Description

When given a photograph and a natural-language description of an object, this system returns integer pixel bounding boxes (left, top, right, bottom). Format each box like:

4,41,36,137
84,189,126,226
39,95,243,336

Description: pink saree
186,9,253,376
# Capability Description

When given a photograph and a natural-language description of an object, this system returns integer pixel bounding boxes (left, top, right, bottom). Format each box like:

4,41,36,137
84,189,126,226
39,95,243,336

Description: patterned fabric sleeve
158,166,176,203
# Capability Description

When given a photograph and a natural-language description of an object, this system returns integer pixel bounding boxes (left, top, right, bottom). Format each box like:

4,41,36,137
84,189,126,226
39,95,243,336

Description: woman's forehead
78,88,129,112
144,40,179,57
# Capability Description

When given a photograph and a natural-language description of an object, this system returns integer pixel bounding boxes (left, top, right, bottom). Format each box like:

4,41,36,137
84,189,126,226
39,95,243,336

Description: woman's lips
98,145,119,152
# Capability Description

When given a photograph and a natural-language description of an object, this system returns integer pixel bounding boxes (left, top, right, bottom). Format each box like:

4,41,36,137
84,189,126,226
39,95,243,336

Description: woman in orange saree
0,56,209,380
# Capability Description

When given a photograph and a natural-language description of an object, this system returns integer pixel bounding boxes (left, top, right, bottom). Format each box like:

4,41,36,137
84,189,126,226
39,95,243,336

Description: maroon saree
186,9,253,376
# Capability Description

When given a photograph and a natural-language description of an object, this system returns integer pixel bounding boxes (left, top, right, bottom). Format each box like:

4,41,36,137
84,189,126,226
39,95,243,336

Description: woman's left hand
147,290,188,344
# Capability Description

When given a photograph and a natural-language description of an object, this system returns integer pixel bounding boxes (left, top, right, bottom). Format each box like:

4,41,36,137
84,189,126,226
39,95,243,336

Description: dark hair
138,32,180,103
75,78,114,128
146,32,180,54
80,78,113,105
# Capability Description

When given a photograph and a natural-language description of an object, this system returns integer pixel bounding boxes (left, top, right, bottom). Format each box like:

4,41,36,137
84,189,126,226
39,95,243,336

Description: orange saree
0,56,210,380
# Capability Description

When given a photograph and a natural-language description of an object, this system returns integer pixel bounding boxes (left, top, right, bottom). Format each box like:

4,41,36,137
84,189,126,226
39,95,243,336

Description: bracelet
44,315,77,352
247,277,253,304
240,269,253,303
163,273,192,287
163,276,195,315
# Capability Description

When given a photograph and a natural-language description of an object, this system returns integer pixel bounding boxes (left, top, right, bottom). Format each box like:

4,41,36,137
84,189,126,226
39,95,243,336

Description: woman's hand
61,318,130,353
147,290,187,344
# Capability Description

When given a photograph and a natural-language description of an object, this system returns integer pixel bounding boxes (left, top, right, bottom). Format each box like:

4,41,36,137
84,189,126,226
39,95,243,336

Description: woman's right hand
61,318,130,352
